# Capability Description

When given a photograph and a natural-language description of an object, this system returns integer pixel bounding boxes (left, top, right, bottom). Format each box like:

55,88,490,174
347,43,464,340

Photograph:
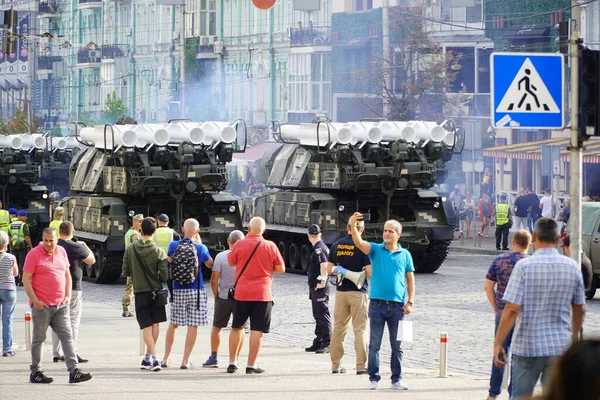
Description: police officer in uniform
0,199,11,236
305,224,332,354
122,214,143,317
326,220,372,374
10,210,33,286
495,193,512,251
49,207,65,231
153,214,181,253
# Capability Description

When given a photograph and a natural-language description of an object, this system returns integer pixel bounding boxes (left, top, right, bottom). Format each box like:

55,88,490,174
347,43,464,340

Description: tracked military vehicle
241,119,459,273
0,133,56,243
57,120,246,283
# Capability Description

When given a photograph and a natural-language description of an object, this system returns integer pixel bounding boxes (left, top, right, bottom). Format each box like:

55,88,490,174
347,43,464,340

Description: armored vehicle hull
244,120,459,274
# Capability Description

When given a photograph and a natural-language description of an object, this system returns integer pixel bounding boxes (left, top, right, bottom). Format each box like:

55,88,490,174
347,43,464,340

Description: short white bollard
502,355,510,389
139,330,145,356
24,312,32,351
439,332,448,378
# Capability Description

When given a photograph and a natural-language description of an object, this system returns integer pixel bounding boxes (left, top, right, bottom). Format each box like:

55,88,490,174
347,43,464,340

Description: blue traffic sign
491,53,564,129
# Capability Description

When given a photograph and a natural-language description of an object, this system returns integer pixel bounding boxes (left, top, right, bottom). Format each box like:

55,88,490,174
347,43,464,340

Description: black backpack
170,240,198,285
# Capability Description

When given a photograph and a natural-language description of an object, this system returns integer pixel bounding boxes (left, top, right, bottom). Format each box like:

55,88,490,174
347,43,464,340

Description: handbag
132,246,169,307
228,240,262,300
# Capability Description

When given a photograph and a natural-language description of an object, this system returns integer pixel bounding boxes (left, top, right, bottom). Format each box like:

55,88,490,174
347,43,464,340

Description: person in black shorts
122,217,169,371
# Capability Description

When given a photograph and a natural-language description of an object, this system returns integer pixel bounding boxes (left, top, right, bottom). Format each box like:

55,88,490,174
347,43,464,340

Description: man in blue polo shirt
348,212,415,391
160,218,213,369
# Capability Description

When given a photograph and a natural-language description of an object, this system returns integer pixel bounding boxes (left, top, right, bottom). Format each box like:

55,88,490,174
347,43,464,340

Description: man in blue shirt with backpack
160,218,213,369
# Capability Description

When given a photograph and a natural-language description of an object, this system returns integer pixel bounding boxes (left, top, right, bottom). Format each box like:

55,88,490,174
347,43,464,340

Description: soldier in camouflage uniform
122,214,143,317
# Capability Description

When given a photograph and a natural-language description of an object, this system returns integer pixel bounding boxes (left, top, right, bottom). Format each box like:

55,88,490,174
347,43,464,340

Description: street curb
449,246,504,256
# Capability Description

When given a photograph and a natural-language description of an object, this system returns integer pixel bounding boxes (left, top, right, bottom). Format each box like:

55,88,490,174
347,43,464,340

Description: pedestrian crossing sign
491,53,564,129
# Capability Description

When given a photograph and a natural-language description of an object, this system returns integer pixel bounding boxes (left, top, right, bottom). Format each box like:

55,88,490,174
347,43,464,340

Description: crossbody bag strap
232,240,262,290
132,246,161,292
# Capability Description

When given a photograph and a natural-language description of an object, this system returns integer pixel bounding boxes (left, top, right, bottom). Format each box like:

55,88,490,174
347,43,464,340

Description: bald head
248,217,266,235
183,218,200,238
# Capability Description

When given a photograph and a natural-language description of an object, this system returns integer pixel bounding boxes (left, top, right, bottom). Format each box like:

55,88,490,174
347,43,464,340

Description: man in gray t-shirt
202,230,245,368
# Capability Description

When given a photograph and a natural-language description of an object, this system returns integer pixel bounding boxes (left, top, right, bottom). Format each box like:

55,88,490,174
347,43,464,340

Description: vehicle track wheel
586,276,597,300
288,243,300,270
300,244,311,272
278,241,289,268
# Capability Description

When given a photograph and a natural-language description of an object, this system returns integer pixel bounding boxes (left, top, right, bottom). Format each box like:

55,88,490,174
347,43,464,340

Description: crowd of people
0,203,597,397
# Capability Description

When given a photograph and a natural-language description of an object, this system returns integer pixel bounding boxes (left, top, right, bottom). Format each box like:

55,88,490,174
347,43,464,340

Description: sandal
160,360,170,368
180,361,194,370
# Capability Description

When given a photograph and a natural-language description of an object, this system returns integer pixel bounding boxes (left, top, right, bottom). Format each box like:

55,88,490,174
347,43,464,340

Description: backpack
170,240,198,285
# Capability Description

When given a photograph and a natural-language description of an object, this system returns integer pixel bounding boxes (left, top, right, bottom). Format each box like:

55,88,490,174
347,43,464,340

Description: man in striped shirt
493,218,585,399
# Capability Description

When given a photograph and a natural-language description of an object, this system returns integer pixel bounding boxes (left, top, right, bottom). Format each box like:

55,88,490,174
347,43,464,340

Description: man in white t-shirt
539,189,555,219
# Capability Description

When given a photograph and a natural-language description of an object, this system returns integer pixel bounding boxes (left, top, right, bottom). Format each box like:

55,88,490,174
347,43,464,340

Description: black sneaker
315,345,330,354
305,343,320,352
53,356,65,363
246,367,265,374
69,369,92,383
140,359,152,370
151,360,162,372
227,364,238,373
77,355,89,363
30,370,53,384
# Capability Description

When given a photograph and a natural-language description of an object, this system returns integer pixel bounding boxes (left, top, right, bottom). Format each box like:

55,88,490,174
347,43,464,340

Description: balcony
38,56,62,71
290,26,331,48
78,0,101,8
39,1,58,15
101,45,125,59
76,49,101,65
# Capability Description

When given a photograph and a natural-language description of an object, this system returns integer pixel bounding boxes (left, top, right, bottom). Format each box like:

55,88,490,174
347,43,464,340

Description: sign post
569,32,582,267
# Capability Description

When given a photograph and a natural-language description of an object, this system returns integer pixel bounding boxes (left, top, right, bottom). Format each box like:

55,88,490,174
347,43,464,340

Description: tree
350,7,461,121
102,91,128,124
6,108,41,134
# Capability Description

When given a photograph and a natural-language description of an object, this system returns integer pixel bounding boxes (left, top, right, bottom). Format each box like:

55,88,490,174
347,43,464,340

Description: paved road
5,251,598,379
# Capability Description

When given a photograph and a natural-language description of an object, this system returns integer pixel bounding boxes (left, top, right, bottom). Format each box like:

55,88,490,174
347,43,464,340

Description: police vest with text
495,204,510,226
9,221,26,248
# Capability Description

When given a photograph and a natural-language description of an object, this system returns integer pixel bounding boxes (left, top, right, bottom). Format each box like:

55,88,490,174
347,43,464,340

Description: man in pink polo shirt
226,217,285,374
22,227,92,384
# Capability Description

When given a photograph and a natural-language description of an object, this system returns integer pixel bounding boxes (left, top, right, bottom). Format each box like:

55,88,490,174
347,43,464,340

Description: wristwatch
406,301,414,306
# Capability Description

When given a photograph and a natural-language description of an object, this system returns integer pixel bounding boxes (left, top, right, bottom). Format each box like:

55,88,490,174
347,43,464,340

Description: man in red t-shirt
226,217,285,374
22,227,92,384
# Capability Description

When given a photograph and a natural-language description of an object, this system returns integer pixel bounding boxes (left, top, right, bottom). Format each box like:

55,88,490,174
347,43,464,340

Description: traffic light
1,8,17,55
579,47,600,144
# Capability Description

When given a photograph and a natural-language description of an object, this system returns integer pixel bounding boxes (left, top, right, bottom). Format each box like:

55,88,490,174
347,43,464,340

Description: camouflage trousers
122,277,134,309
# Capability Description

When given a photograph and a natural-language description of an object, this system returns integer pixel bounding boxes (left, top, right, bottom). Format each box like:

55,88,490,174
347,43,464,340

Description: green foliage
79,111,101,127
185,37,204,82
6,108,41,134
52,126,63,137
0,117,8,135
101,91,128,124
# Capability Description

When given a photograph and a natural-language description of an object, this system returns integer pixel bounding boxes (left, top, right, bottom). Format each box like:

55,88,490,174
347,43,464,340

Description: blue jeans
0,289,17,353
489,316,514,397
367,299,404,383
510,355,554,400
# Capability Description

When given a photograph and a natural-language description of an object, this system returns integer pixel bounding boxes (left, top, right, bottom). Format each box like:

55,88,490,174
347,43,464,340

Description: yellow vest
0,210,10,234
153,227,174,253
496,203,510,226
124,229,140,247
49,220,63,231
9,221,25,246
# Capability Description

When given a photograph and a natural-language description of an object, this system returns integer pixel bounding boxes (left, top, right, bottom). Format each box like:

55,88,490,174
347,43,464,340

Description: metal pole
180,4,186,118
439,332,448,378
569,30,582,267
24,312,32,351
139,330,145,356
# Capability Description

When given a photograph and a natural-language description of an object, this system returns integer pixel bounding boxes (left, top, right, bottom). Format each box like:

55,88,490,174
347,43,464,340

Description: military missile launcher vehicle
242,119,459,273
56,120,246,283
0,133,55,243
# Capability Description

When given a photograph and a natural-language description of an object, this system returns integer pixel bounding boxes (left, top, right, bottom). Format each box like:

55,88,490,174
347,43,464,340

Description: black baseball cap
308,224,321,235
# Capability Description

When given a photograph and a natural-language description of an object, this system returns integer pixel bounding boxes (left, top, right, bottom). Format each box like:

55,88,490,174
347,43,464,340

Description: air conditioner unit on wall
89,50,100,59
44,122,53,129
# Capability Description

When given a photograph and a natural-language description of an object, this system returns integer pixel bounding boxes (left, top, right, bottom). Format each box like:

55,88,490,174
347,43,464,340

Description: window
289,53,331,112
198,0,217,36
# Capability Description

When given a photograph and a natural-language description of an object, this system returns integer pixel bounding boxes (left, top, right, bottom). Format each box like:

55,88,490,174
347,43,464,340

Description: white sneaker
391,381,408,390
368,381,378,390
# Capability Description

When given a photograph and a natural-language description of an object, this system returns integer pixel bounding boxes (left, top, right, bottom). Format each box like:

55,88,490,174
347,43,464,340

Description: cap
18,211,28,217
8,208,16,214
132,214,144,221
157,214,169,222
308,224,321,235
55,206,65,213
500,193,507,199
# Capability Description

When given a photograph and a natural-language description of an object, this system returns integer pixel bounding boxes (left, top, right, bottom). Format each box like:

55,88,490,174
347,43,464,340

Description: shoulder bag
132,246,169,307
228,240,262,300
